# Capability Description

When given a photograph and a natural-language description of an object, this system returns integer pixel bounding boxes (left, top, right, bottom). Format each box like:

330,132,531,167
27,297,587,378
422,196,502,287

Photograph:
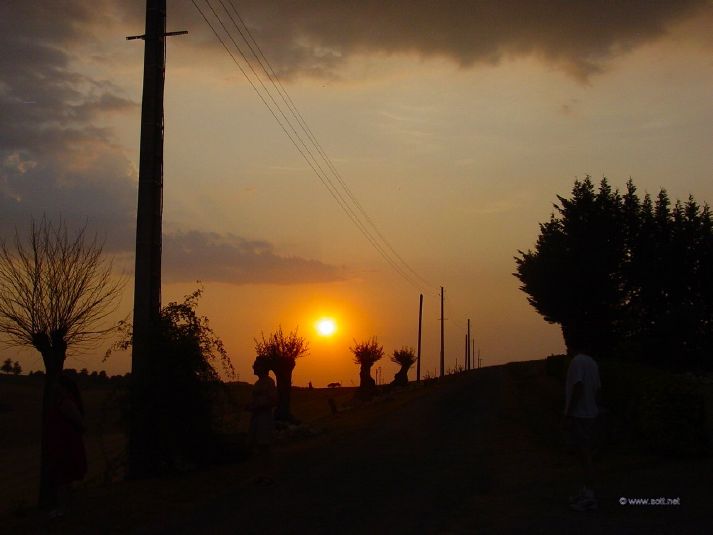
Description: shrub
110,288,236,471
632,374,708,456
598,359,709,457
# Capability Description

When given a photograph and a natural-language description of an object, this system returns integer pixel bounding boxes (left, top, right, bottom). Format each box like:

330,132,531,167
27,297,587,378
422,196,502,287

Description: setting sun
316,317,337,337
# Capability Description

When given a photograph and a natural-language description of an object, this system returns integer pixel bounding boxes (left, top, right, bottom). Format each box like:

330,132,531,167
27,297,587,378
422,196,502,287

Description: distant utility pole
440,286,444,378
416,293,423,383
467,318,471,370
127,0,186,479
464,333,467,371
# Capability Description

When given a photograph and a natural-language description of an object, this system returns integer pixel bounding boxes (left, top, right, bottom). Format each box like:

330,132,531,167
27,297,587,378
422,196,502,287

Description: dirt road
146,364,709,534
7,363,708,533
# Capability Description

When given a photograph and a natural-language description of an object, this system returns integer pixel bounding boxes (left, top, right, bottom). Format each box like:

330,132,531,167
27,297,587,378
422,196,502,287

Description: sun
316,317,337,337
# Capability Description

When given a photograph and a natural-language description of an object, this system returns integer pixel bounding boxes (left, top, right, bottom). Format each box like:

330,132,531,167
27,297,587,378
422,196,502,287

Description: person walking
564,339,601,512
247,356,277,485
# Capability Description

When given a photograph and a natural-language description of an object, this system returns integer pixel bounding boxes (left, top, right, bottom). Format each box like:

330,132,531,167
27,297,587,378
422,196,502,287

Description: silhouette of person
563,337,601,511
47,373,87,518
247,356,277,484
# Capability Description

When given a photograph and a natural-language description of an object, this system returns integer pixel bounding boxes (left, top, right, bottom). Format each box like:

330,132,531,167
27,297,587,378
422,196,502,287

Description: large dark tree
515,177,713,370
254,326,308,424
515,177,626,354
0,218,123,507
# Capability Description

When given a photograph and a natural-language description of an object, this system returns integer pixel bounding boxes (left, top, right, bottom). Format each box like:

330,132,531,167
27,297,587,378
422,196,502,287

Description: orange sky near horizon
2,2,712,386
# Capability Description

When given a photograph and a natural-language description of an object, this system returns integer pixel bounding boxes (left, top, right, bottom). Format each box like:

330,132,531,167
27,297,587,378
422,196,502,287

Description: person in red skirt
46,374,87,518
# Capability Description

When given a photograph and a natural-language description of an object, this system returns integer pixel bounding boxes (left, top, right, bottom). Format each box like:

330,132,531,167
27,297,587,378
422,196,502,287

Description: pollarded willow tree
391,346,416,386
351,337,384,399
0,218,123,506
254,326,309,423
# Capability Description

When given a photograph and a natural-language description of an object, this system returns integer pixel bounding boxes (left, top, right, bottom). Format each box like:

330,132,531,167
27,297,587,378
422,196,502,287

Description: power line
226,0,435,291
212,0,428,291
194,0,421,290
191,0,430,291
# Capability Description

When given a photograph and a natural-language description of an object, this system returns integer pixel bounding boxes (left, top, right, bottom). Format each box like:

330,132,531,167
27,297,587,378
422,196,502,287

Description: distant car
327,382,341,388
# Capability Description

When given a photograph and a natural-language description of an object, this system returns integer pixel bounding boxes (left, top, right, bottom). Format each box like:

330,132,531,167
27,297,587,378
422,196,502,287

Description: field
0,374,356,515
1,361,711,533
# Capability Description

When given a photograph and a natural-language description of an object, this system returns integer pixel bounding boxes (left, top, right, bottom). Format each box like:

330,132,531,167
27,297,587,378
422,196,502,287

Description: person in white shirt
564,340,601,511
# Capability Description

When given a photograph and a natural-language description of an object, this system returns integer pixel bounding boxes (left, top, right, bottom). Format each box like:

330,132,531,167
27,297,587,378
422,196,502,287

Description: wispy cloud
163,231,347,285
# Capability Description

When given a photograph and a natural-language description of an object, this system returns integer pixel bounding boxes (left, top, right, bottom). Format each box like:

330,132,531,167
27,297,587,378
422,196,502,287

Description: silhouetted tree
1,358,11,374
516,177,713,370
351,337,384,399
0,218,123,507
254,326,308,423
390,346,416,386
515,177,626,354
110,288,235,471
12,360,22,375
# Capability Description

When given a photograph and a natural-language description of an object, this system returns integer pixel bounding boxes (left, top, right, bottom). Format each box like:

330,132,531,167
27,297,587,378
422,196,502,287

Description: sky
2,1,712,386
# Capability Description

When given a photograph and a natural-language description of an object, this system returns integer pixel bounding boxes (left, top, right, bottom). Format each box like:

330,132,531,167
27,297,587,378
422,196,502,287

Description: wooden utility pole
128,0,186,479
440,286,444,378
464,333,468,371
467,318,471,370
416,293,423,382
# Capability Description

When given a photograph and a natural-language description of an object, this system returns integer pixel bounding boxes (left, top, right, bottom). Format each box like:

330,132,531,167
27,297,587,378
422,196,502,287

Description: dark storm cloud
0,0,138,248
168,0,711,80
0,1,343,284
163,231,346,285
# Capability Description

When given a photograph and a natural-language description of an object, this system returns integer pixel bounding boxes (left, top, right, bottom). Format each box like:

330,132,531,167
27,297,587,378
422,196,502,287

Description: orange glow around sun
316,317,337,337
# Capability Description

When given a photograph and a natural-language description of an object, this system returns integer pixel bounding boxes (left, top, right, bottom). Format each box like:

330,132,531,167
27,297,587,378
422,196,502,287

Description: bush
632,374,708,457
599,359,709,457
110,288,237,471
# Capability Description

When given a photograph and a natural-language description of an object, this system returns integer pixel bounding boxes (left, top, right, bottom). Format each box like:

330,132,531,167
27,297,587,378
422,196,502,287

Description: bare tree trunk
273,359,297,423
391,365,410,387
358,363,377,400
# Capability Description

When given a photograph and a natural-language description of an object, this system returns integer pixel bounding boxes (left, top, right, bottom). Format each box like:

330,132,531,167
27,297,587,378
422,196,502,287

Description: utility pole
127,0,186,479
416,294,423,383
440,286,444,378
464,333,468,371
467,318,471,371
